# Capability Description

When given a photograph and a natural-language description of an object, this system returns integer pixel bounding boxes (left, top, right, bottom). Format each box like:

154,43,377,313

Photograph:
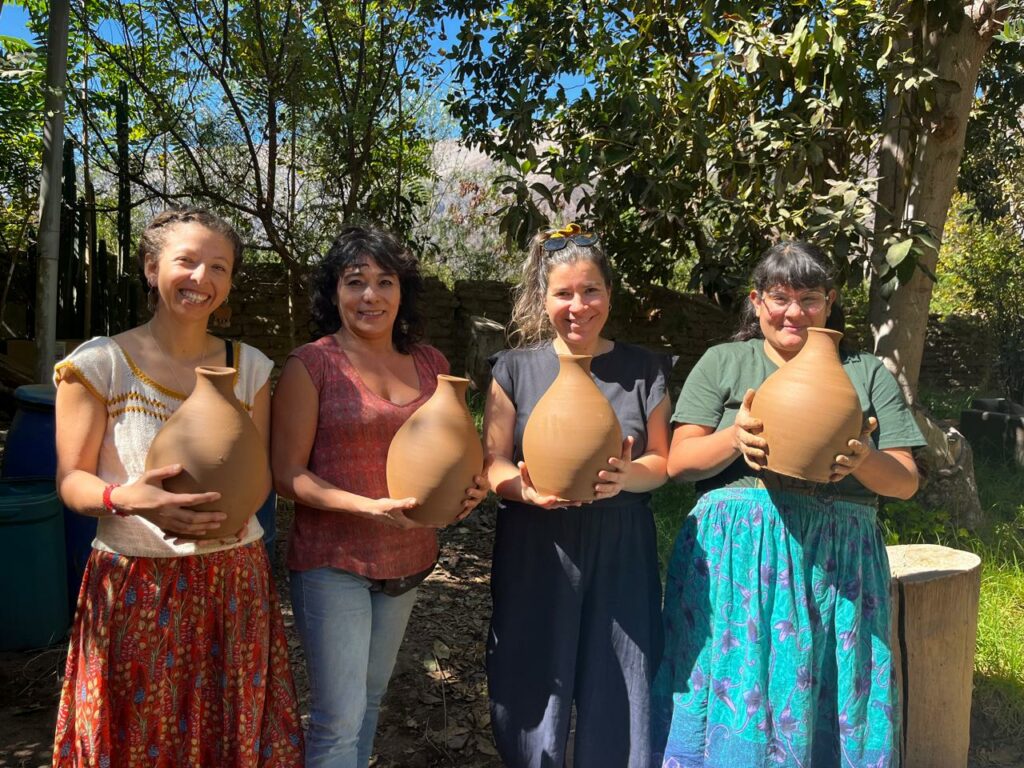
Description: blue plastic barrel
0,478,69,649
256,491,278,566
3,384,59,477
2,384,95,608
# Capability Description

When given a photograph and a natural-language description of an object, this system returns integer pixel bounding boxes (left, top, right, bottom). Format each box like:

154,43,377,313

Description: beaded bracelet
102,482,125,516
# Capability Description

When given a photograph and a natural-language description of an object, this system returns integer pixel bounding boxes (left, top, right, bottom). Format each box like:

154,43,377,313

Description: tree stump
888,544,981,768
465,315,506,392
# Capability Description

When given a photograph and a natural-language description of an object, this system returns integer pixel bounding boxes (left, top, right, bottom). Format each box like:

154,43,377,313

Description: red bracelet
102,483,124,516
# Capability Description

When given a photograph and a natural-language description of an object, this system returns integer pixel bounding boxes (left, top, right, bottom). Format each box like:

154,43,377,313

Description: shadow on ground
0,646,63,768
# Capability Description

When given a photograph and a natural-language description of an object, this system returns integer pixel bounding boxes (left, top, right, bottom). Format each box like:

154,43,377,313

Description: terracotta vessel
749,328,863,483
145,366,269,539
522,354,623,500
387,375,484,526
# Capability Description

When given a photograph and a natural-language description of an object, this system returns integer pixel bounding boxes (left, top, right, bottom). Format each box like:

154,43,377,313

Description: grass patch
917,386,978,421
973,557,1024,737
651,482,696,574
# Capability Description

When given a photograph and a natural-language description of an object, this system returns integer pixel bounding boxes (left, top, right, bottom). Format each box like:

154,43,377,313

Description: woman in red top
271,226,488,768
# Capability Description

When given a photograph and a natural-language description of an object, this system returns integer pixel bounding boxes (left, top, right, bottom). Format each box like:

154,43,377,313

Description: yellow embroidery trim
109,405,170,421
53,361,108,405
108,391,172,411
119,340,243,400
118,347,188,401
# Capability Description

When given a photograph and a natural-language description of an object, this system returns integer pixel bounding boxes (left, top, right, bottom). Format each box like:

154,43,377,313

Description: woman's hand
114,463,226,537
166,517,254,548
453,459,494,523
517,462,583,509
365,496,429,529
829,417,879,482
733,388,768,471
594,436,635,500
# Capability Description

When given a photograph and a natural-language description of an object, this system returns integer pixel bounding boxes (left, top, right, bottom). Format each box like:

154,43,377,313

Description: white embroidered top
53,336,272,558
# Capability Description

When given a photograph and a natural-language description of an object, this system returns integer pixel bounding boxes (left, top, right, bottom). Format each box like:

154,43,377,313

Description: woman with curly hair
272,225,489,768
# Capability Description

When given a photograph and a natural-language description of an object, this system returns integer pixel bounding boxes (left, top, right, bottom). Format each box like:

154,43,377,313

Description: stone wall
218,260,997,396
216,262,309,366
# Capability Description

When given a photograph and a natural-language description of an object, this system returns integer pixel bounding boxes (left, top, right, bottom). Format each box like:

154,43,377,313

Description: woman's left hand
594,436,635,501
829,417,878,482
168,517,251,548
453,460,493,523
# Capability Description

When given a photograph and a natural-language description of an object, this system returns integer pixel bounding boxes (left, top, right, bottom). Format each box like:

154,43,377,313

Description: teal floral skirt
653,487,898,768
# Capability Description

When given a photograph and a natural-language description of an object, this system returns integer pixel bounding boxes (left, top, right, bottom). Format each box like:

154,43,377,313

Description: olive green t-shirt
673,338,925,505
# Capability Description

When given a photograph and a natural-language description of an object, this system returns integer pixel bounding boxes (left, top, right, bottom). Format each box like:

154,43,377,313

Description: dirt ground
0,500,1021,767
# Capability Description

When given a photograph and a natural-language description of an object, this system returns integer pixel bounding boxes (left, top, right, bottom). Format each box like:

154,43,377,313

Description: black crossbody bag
368,561,437,597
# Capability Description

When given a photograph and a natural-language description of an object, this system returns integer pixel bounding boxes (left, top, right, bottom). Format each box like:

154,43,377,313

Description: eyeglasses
540,223,599,252
760,291,829,314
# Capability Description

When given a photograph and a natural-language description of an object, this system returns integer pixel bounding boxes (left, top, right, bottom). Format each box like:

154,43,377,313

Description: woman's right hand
113,463,226,536
517,462,583,509
733,388,768,471
364,497,430,529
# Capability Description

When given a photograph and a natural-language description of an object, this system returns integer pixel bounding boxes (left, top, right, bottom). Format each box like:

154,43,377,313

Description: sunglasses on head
540,223,599,252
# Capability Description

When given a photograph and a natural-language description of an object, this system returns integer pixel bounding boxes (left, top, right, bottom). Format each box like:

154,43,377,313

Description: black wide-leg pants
486,500,664,768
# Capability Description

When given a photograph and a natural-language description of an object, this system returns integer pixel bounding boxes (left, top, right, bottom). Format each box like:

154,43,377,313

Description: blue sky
0,5,32,40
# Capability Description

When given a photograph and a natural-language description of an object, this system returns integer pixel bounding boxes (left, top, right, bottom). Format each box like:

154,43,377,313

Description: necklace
149,320,209,394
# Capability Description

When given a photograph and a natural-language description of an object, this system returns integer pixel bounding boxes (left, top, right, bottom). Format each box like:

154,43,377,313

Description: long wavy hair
309,225,424,353
733,240,846,341
509,227,614,348
137,208,244,311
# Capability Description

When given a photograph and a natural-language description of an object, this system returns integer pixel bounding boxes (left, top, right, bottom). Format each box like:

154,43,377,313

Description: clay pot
387,375,484,526
749,328,863,483
522,354,623,500
145,366,269,539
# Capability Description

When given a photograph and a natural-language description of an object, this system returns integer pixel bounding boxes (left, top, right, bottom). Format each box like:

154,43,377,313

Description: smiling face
544,259,611,352
750,284,836,358
334,256,401,341
144,222,234,321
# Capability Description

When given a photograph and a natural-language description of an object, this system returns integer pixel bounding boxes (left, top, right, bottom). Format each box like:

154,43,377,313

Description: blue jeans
290,568,419,768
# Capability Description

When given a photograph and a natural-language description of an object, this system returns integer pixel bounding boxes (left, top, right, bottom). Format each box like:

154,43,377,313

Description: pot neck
434,374,470,402
763,327,842,366
193,366,236,398
556,353,594,377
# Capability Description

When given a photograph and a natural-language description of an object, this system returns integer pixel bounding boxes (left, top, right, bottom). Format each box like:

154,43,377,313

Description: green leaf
705,26,729,46
885,238,914,267
744,48,760,74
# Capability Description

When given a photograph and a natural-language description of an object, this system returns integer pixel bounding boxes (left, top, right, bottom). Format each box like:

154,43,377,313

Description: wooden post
888,544,981,768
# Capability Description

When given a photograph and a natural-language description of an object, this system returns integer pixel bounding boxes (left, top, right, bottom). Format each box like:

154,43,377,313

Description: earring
212,302,232,328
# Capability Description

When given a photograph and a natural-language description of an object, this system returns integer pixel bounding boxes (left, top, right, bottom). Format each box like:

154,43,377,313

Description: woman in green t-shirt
653,241,924,767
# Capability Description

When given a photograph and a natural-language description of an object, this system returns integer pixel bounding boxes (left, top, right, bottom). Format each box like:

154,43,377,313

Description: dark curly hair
733,240,846,341
309,225,425,353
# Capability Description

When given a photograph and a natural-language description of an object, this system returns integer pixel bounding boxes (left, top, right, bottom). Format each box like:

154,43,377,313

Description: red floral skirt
53,542,304,767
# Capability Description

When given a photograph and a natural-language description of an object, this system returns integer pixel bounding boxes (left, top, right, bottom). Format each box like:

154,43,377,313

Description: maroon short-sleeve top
285,335,450,578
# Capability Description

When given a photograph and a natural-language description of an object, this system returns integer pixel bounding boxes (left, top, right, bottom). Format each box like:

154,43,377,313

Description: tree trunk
116,81,133,331
888,544,981,768
870,0,1007,402
34,0,71,384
